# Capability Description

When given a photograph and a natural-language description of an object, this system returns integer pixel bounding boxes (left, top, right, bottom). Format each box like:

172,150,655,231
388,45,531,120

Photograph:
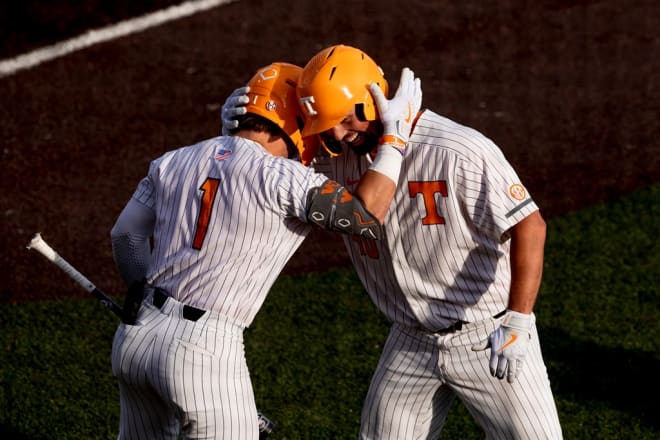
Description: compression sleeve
306,180,383,240
110,198,156,286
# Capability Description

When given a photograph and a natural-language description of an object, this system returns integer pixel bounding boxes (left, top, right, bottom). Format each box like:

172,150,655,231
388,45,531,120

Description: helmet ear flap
355,103,367,121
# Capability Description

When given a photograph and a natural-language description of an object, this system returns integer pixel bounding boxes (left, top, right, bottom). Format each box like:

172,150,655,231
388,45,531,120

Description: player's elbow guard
306,180,383,240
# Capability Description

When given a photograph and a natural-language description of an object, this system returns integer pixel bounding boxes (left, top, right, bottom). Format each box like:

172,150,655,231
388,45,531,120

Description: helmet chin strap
320,135,344,156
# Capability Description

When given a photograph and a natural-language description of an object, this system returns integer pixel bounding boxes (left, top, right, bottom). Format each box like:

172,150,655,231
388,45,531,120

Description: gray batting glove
220,86,250,135
369,67,422,155
472,310,534,383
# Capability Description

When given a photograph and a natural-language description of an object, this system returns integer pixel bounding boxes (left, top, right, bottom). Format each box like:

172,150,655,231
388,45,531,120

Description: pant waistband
152,288,206,322
493,309,506,319
435,320,464,334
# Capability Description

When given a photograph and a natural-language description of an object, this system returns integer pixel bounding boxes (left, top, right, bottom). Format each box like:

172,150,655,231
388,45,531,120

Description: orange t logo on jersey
408,180,448,225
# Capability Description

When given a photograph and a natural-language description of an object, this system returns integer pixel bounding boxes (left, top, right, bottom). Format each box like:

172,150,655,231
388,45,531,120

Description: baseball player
222,45,562,439
110,61,422,439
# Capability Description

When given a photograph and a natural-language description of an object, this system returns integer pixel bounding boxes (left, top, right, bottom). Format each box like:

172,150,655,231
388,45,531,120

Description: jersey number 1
192,177,220,250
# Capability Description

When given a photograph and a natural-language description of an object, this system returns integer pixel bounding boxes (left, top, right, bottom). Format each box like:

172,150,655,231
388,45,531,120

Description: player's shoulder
258,149,328,192
264,152,318,181
149,136,247,173
412,110,503,160
161,136,231,158
203,135,279,167
203,135,258,155
414,110,489,142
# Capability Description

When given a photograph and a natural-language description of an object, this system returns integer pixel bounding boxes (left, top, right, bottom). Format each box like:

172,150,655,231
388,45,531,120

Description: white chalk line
0,0,236,78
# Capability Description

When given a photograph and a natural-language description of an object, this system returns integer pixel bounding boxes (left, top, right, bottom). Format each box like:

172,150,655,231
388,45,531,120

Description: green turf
1,184,658,439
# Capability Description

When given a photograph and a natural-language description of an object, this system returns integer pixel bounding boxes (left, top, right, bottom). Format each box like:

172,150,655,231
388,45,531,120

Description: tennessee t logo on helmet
296,45,389,139
299,95,318,117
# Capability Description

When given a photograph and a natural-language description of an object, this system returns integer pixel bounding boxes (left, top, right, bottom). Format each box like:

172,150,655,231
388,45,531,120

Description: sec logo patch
509,184,526,201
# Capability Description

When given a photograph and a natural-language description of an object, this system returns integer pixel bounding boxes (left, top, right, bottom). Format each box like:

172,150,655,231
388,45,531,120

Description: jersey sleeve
457,137,538,241
131,155,167,210
262,156,328,222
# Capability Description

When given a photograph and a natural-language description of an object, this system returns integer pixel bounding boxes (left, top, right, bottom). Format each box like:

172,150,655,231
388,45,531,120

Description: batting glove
369,67,422,155
472,310,534,383
220,86,250,135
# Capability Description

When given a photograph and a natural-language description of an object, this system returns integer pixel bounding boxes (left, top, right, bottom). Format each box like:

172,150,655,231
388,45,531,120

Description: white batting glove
369,67,422,155
472,310,534,383
220,86,250,135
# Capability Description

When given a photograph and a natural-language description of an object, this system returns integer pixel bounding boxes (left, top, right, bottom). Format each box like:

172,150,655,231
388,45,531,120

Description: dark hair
230,113,297,157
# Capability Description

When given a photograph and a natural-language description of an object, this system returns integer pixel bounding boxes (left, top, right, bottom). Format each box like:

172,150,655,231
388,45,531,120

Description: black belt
436,320,464,334
153,288,206,322
436,310,507,335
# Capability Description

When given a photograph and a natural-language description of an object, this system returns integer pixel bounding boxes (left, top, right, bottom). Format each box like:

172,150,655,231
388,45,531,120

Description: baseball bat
26,232,125,318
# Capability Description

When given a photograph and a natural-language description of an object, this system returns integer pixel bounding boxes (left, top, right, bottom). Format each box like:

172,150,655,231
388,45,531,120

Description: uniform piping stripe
505,198,533,218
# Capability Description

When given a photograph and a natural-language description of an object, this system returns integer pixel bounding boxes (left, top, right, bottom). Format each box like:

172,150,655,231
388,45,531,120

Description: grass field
1,184,658,439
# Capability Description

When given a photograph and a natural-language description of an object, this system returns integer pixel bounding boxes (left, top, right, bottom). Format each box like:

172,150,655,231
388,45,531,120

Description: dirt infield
1,0,658,303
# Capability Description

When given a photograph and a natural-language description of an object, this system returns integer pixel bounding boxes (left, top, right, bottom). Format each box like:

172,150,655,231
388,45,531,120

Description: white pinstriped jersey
131,135,327,326
328,110,539,332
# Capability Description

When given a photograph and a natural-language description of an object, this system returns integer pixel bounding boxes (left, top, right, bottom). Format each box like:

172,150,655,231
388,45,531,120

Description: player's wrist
378,134,407,155
502,309,534,330
368,145,404,184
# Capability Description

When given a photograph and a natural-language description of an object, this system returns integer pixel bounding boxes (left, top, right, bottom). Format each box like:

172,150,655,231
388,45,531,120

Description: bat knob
257,412,275,437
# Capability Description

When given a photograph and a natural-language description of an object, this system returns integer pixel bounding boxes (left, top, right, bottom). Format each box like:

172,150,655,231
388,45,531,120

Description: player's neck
235,130,289,158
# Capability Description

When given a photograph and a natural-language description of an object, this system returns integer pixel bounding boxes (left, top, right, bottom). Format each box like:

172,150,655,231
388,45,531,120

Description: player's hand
220,86,250,135
471,310,534,383
369,67,422,155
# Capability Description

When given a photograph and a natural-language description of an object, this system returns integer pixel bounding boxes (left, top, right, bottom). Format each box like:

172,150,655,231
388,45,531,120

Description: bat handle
27,233,125,319
90,287,125,317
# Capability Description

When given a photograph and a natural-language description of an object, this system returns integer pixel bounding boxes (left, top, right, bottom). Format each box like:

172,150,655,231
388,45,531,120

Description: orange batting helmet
296,45,389,140
245,62,319,165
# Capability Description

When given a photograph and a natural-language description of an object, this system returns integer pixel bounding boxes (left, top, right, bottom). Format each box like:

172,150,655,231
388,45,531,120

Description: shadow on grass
0,424,41,440
540,326,659,429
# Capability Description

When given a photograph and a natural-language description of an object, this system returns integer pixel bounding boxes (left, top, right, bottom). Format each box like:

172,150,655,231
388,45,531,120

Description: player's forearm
507,211,547,314
355,143,404,223
354,169,396,223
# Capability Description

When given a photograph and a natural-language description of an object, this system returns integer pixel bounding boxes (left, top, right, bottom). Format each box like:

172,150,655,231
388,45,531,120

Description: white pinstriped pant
111,292,258,440
360,315,563,440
